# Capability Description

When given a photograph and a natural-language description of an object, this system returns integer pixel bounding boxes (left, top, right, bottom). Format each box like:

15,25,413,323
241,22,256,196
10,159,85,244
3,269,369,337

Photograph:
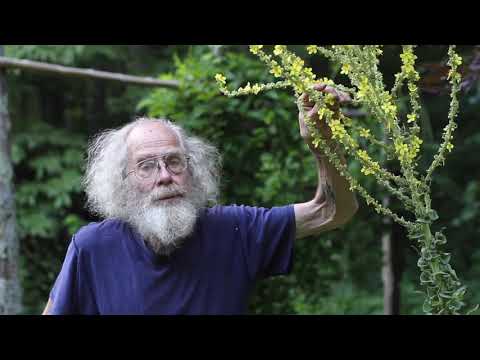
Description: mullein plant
215,45,478,315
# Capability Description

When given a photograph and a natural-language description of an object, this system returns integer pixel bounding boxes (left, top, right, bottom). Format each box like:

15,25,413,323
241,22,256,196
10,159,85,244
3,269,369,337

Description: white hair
83,117,222,220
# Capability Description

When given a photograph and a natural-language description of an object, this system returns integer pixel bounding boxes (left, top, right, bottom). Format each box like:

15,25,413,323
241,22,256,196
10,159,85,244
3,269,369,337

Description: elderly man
43,84,358,315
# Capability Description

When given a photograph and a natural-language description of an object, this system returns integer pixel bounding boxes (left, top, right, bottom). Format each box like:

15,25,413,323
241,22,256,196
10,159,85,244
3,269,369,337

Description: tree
0,45,22,314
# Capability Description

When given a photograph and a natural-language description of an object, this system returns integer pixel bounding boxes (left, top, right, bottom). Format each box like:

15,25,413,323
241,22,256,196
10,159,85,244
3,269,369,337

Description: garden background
2,45,479,315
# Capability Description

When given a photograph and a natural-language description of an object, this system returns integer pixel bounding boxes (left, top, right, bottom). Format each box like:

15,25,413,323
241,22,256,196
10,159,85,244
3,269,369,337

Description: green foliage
12,121,88,314
6,45,480,315
218,45,476,314
291,280,384,315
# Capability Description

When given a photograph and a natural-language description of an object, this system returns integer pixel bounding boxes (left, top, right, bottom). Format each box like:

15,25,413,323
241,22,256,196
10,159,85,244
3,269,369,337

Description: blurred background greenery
4,45,480,315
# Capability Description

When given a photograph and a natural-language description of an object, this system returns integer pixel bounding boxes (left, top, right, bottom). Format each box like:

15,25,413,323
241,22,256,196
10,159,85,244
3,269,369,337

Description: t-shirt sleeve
48,236,98,315
237,205,296,280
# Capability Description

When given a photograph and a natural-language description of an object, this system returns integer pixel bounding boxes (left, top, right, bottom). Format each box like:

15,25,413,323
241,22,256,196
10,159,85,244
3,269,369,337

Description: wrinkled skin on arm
294,84,359,239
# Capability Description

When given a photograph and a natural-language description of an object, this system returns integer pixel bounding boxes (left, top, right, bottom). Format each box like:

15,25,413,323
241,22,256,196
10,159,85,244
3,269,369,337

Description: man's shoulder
73,218,131,252
207,204,290,218
205,204,280,223
206,204,257,218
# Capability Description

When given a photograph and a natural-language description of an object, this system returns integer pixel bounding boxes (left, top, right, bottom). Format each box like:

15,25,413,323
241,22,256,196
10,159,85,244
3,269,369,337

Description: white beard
124,184,203,256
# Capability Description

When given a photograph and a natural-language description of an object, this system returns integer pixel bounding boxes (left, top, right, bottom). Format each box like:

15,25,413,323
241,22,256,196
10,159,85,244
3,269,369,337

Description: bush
12,121,88,314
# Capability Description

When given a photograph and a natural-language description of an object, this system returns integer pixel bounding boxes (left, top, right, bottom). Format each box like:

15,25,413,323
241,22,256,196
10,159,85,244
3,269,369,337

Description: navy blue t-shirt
49,205,296,315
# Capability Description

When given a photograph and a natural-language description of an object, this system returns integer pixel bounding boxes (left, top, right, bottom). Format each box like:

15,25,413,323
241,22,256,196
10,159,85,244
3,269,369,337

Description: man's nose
154,163,173,185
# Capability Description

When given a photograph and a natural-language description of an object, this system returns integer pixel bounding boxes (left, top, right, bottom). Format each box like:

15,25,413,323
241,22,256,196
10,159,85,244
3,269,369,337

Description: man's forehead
133,140,179,152
127,123,181,157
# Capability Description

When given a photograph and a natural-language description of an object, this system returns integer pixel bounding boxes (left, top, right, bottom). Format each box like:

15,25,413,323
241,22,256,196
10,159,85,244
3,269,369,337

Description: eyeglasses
124,153,190,180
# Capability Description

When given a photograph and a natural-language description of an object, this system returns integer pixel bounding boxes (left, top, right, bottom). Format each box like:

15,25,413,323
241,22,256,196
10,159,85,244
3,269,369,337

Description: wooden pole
382,196,398,314
0,56,179,88
381,132,401,315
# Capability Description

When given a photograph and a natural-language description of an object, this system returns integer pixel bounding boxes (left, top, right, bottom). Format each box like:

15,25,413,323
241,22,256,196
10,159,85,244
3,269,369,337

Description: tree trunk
0,45,22,315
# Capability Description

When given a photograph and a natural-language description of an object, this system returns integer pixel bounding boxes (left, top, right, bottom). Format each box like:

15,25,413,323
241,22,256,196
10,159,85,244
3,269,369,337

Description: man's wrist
312,141,343,159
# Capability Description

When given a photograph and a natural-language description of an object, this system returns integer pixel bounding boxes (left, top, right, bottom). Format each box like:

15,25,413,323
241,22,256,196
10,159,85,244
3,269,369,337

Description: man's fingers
339,92,352,104
313,83,327,91
299,83,351,116
307,103,319,119
299,93,315,108
313,83,351,104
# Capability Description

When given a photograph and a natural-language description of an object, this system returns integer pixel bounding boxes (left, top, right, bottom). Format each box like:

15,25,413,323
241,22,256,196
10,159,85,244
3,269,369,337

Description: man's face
123,122,199,254
126,122,191,198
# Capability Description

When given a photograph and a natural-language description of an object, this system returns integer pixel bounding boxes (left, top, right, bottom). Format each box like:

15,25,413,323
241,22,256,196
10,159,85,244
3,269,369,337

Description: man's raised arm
294,84,359,239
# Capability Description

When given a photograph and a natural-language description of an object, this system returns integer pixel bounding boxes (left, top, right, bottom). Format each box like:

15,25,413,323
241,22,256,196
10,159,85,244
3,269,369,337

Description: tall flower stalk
215,45,478,315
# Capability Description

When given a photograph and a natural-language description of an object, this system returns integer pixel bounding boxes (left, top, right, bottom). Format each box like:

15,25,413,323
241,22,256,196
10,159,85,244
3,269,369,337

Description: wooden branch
0,56,179,89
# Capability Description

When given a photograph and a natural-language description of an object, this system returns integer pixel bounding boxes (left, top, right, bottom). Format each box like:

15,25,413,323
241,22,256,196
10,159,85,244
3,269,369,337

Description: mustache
147,185,188,202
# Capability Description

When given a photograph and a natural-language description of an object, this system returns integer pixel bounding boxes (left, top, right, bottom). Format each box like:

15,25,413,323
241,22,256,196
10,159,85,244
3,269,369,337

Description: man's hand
294,83,358,239
297,83,351,154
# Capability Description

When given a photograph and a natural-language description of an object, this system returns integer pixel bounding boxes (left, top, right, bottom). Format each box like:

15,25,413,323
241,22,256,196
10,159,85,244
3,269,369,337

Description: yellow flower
329,119,347,140
452,53,463,67
395,139,410,164
306,45,318,54
342,116,353,128
252,84,262,95
239,82,252,94
274,45,285,56
324,94,336,106
448,70,461,81
359,128,371,138
320,77,335,86
270,64,283,77
446,142,454,152
311,138,321,149
400,48,420,81
360,158,380,175
409,136,423,160
407,113,417,123
340,64,351,75
317,107,333,120
215,73,227,85
249,45,263,55
408,83,418,94
303,67,316,80
357,149,371,162
289,58,304,76
357,77,370,99
344,136,358,150
361,167,375,176
400,51,416,66
382,101,397,119
358,151,380,176
293,83,306,95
